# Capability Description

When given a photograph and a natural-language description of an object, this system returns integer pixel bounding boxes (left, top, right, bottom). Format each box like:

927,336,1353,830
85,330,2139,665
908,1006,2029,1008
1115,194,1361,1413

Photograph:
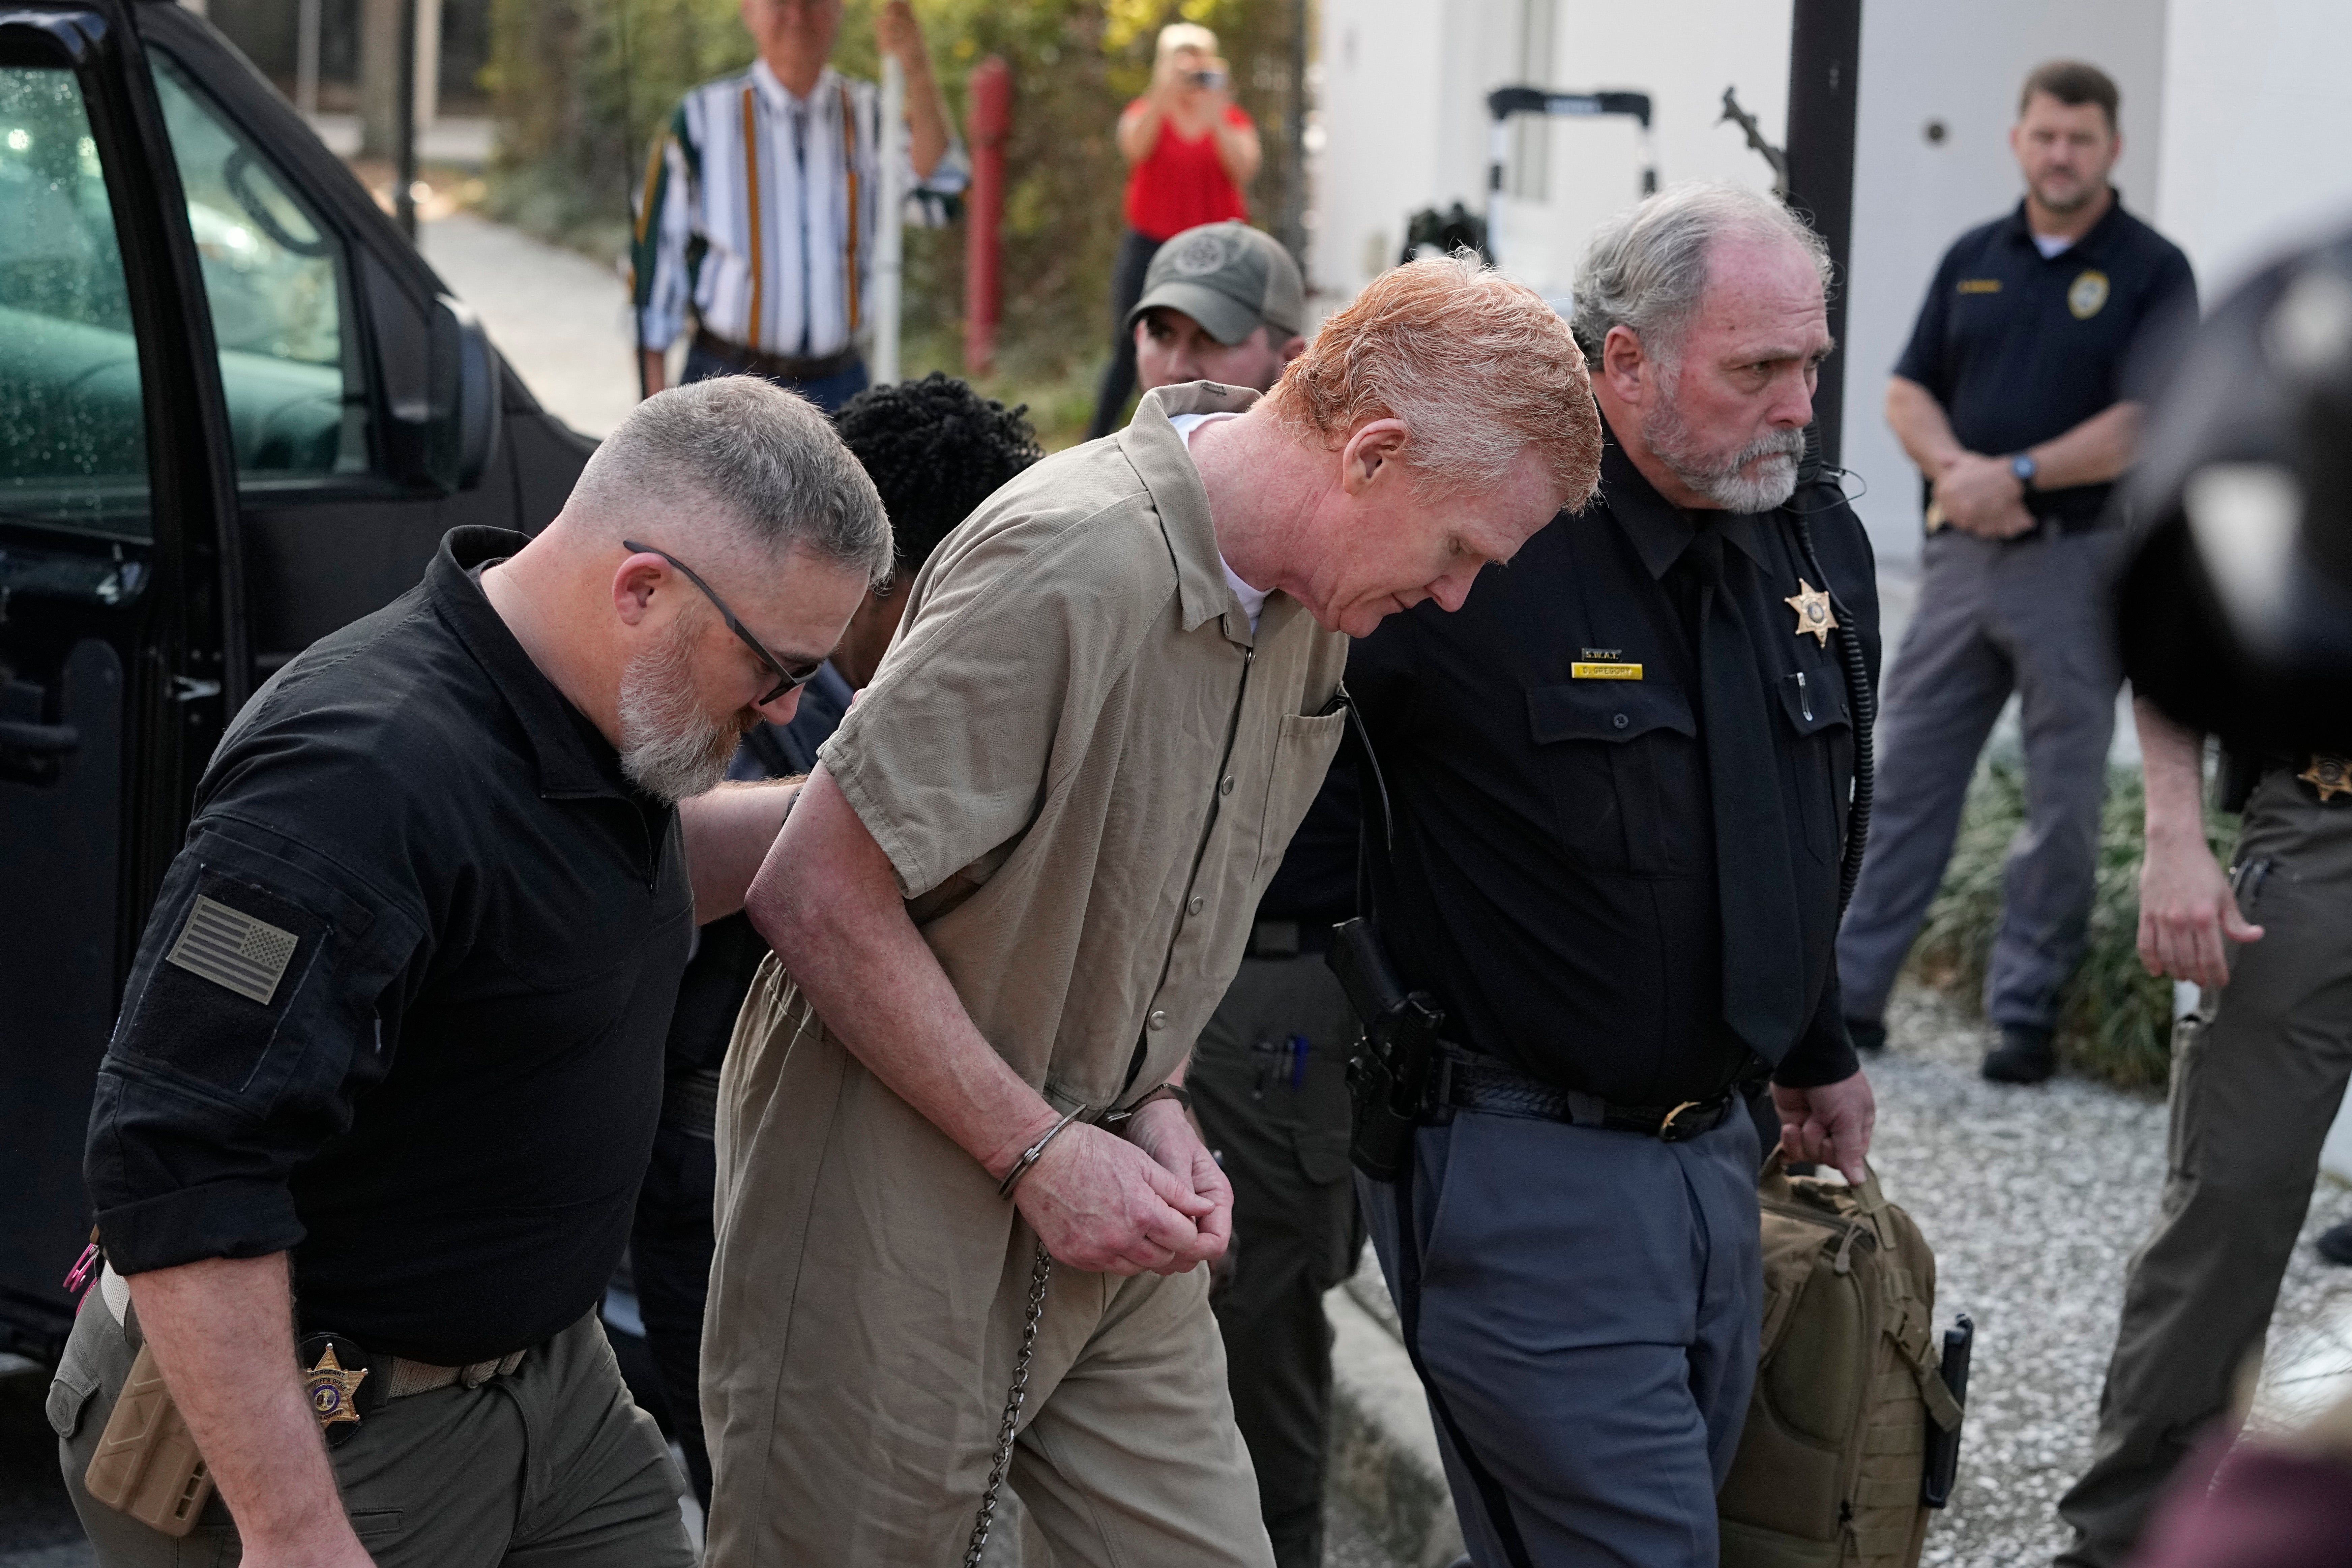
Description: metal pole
963,57,1010,376
295,0,321,116
1277,0,1307,265
1783,0,1862,470
872,55,905,386
394,0,417,238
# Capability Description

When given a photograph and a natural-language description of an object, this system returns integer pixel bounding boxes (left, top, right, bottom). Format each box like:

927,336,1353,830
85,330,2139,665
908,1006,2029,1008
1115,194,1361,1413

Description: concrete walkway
417,210,643,441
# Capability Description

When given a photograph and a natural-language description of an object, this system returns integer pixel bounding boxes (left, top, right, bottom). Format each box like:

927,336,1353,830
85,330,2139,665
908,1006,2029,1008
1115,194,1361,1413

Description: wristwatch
2010,452,2039,493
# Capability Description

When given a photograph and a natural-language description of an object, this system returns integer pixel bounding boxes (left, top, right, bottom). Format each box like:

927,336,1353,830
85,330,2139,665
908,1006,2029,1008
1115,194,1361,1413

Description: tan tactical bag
1718,1154,1965,1568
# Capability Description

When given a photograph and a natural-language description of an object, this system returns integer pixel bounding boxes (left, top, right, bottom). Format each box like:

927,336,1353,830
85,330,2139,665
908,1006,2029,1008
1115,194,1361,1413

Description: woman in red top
1087,23,1263,437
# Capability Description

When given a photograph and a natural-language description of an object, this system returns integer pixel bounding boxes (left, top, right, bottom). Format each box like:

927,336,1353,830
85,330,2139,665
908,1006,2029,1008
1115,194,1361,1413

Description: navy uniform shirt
85,528,694,1366
1347,429,1880,1105
1896,195,2196,527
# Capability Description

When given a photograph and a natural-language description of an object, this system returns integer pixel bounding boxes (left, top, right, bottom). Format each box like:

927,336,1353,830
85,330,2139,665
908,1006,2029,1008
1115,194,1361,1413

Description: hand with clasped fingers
1008,1099,1232,1276
1932,452,2038,538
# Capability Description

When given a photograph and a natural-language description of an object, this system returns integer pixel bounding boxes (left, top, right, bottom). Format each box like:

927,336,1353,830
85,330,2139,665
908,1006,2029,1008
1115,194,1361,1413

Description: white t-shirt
1168,410,1269,633
2032,231,2074,259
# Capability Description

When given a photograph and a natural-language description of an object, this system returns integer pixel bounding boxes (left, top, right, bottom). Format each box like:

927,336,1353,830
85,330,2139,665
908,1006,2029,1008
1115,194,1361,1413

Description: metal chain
962,1241,1053,1568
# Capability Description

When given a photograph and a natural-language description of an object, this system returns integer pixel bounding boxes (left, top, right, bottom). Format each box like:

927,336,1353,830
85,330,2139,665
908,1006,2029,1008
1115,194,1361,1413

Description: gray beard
1642,392,1807,513
617,619,745,804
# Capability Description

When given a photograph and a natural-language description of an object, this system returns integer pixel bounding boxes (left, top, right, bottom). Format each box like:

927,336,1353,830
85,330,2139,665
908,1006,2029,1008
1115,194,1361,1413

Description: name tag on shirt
1957,278,2002,294
1571,661,1643,681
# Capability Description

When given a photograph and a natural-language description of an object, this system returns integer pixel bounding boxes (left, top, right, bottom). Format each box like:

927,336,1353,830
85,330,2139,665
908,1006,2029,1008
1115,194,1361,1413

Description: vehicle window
151,51,371,484
0,67,151,538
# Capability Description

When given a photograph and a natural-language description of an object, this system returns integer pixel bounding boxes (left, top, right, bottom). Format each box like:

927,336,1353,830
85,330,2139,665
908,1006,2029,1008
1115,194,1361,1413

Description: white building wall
2154,0,2352,294
1843,0,2168,570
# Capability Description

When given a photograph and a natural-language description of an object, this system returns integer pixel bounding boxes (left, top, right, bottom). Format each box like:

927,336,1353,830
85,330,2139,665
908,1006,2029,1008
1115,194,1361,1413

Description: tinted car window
151,50,372,484
0,66,150,538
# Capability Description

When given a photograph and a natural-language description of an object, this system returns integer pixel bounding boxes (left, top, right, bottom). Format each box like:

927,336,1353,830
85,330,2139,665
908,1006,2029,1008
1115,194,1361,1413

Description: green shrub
1906,758,2238,1089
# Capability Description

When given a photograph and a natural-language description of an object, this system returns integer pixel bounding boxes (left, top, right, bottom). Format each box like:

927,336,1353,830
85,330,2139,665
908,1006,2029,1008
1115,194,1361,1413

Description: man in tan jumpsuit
702,255,1605,1566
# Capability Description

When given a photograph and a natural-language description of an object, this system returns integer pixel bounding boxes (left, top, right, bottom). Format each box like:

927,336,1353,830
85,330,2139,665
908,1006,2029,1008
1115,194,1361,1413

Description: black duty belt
660,1067,724,1141
1245,919,1339,960
690,329,861,384
1429,1054,1741,1143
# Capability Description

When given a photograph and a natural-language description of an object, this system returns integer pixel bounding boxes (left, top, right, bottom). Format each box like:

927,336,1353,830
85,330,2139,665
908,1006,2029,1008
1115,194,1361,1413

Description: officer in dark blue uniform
624,375,1042,1505
1837,60,2196,1084
1347,184,1879,1567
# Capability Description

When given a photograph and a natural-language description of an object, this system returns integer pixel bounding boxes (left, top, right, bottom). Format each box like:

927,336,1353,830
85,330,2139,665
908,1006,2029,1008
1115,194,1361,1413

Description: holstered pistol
84,1341,215,1536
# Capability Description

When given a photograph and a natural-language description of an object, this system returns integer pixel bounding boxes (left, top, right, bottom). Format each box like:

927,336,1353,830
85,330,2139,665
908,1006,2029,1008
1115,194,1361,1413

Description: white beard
616,618,744,803
1643,393,1807,513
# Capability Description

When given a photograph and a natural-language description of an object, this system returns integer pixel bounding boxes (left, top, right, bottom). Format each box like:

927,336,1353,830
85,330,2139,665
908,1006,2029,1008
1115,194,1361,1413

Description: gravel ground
1333,979,2352,1568
1871,984,2352,1568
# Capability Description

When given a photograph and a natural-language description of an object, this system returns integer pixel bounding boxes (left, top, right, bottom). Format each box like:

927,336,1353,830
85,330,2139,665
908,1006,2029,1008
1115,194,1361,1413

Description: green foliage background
481,0,1304,439
1907,760,2239,1089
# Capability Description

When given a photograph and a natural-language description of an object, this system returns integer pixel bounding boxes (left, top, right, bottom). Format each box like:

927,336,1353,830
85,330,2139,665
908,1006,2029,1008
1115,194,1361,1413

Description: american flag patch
164,895,300,1005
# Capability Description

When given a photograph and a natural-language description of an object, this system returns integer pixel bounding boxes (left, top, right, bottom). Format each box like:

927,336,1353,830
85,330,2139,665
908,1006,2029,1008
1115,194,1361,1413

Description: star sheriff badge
1784,580,1837,647
2300,755,2352,803
305,1344,368,1432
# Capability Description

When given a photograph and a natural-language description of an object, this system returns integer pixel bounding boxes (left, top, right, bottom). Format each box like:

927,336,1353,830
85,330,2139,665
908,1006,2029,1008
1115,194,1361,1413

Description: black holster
1326,916,1446,1182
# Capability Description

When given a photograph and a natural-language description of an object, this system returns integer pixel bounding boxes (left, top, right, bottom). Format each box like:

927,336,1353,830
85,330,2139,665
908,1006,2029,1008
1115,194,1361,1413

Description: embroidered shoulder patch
165,895,300,1005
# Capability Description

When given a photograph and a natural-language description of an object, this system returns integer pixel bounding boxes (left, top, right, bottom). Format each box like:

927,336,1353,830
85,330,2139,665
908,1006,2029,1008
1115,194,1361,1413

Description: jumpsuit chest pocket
1526,681,1703,876
1776,670,1852,863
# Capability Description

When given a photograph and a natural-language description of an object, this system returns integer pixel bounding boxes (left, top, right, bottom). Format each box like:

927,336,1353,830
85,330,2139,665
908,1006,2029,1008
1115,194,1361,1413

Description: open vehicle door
0,0,241,1363
0,0,596,1363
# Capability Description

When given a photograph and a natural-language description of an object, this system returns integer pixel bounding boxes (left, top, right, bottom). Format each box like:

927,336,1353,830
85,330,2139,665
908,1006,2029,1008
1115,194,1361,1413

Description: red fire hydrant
964,56,1012,377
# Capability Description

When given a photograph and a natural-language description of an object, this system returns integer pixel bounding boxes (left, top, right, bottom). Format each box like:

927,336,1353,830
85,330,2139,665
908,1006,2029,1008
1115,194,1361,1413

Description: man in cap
1127,220,1309,403
1126,221,1351,1568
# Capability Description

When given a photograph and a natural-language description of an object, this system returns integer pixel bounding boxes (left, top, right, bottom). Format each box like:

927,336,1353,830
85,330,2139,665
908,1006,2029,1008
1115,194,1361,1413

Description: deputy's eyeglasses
622,539,824,706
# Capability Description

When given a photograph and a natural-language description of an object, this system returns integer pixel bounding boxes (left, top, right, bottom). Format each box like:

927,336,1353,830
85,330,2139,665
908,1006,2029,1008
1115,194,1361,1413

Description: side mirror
426,295,502,494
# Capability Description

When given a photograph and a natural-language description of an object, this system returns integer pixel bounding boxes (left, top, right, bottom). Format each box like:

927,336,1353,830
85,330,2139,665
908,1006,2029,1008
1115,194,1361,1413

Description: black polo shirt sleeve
1892,239,1964,399
86,805,430,1276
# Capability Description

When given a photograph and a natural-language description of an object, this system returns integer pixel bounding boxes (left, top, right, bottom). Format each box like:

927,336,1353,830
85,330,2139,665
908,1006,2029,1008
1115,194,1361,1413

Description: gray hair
1570,182,1834,370
571,377,893,587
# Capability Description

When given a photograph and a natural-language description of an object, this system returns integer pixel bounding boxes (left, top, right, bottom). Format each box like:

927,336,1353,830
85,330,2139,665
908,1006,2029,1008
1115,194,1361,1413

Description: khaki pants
702,965,1273,1568
49,1284,691,1568
2056,768,2352,1567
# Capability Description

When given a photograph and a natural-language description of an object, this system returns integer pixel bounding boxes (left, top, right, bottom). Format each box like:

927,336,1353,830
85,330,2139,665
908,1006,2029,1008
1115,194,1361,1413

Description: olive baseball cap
1126,221,1305,346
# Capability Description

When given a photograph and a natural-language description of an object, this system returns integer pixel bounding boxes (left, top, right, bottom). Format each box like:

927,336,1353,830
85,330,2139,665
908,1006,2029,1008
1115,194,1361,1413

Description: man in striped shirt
632,0,967,409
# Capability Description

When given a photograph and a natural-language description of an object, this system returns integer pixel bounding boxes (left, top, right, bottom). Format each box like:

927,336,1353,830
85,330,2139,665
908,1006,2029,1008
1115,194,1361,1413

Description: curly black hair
832,372,1045,578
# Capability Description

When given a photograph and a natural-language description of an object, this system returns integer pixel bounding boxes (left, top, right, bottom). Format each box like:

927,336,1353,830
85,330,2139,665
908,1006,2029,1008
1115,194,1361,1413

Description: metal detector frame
1482,85,1656,267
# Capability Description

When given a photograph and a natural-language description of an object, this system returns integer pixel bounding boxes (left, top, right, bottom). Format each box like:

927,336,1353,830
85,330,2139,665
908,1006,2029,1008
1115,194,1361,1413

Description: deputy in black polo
1837,60,2196,1084
1347,183,1878,1567
52,378,889,1568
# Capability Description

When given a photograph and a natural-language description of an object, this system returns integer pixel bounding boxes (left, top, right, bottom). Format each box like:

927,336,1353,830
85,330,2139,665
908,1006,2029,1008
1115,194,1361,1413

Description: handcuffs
994,1082,1194,1199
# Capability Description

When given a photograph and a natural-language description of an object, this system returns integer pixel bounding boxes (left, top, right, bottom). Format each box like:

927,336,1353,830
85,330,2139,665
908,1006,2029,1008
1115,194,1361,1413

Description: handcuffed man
1347,184,1880,1566
52,380,890,1568
699,254,1603,1566
1120,218,1358,1568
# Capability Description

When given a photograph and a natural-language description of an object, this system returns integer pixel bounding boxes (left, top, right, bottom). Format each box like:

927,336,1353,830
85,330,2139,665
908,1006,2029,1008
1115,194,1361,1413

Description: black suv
1,0,595,1362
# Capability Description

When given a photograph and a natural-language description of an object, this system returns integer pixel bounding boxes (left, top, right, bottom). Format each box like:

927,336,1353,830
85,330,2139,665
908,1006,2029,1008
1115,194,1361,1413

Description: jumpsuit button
1612,713,1629,730
1218,775,1235,796
1186,894,1205,916
1147,1010,1169,1031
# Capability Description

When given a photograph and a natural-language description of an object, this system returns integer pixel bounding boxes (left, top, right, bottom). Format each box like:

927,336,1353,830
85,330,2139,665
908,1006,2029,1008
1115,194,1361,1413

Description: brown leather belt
690,329,861,383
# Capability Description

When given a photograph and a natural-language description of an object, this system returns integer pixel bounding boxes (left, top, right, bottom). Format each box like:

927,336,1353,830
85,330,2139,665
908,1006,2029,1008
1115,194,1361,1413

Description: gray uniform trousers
49,1282,692,1568
1360,1103,1761,1568
1836,527,2124,1031
2055,766,2352,1567
1188,952,1366,1568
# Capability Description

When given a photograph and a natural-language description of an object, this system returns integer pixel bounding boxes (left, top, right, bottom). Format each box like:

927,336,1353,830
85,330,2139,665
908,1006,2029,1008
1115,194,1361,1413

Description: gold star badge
2300,754,2352,803
304,1344,368,1432
1784,580,1838,647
